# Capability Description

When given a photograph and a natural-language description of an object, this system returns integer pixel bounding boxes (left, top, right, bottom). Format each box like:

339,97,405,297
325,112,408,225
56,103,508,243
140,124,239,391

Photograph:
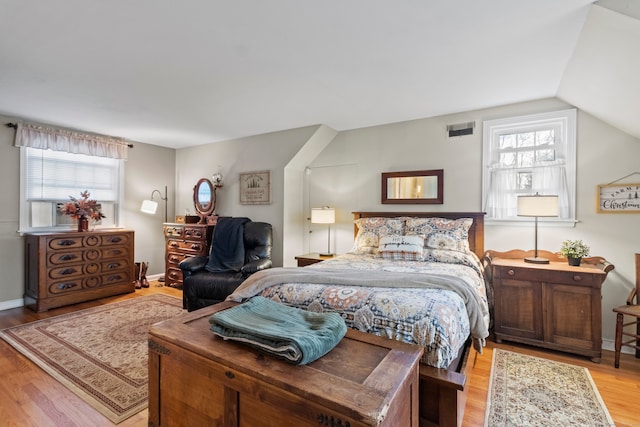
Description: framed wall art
239,170,271,205
597,183,640,213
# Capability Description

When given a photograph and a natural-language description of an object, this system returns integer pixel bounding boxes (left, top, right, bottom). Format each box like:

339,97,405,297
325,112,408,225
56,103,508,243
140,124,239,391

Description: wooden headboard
353,211,486,259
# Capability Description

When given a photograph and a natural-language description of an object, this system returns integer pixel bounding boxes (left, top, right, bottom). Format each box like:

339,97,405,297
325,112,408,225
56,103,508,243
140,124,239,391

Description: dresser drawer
47,236,84,250
164,226,184,238
165,267,183,288
48,250,85,266
183,226,209,240
100,233,131,247
166,239,208,254
497,265,595,286
166,251,194,267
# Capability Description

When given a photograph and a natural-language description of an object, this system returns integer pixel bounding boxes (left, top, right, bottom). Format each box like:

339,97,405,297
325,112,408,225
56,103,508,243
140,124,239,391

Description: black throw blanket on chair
205,217,251,273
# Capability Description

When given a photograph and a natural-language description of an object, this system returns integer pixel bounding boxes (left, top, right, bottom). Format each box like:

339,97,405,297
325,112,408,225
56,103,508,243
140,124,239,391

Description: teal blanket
209,296,347,365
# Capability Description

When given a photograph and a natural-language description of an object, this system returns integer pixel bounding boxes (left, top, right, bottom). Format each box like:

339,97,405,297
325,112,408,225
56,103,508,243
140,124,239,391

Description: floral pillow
404,217,472,253
349,217,403,254
377,235,424,261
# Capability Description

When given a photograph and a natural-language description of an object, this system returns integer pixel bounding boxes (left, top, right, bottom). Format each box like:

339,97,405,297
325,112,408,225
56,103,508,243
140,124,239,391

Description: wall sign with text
239,170,271,205
597,183,640,213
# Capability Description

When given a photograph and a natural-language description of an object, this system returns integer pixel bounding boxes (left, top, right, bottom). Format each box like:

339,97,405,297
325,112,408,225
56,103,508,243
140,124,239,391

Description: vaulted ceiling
0,1,638,148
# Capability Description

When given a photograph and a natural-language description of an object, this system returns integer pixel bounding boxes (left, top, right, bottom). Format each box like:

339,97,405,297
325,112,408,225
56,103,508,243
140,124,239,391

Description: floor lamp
140,185,168,222
311,207,335,256
141,185,168,282
517,193,558,264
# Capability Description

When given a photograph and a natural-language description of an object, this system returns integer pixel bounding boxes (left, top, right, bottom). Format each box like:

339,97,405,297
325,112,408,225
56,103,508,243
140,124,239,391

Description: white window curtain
14,122,130,160
485,160,570,219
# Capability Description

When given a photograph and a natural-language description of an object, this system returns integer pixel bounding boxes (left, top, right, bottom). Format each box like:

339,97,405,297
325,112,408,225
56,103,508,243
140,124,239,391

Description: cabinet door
494,277,543,341
543,283,598,351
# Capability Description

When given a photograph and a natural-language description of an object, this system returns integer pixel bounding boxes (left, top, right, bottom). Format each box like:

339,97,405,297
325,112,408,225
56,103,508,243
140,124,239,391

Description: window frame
19,147,125,233
482,109,577,224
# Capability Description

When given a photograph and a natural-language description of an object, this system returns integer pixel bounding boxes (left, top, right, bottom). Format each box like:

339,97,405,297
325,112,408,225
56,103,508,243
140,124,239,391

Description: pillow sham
404,217,472,253
349,217,403,255
377,235,424,261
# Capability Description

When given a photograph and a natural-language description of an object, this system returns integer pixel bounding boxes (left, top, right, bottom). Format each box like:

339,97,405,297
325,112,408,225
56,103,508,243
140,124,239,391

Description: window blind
26,148,119,201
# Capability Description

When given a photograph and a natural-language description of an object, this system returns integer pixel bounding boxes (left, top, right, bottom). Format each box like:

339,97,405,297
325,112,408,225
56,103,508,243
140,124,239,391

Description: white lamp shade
517,194,559,217
140,199,159,215
311,207,335,224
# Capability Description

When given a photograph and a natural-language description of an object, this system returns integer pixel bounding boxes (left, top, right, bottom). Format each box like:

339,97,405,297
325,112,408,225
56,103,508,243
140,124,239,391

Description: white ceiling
0,0,637,149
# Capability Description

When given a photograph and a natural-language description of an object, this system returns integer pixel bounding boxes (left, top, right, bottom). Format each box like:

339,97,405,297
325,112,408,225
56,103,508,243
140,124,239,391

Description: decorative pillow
377,235,424,261
404,217,472,253
349,217,403,254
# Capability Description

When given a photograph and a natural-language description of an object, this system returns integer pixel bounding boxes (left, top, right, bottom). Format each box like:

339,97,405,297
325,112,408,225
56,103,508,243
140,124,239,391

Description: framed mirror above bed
381,169,443,204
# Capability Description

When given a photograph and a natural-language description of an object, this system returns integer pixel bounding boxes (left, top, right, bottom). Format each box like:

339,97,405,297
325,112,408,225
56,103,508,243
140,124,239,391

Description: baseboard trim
0,298,24,311
603,338,635,355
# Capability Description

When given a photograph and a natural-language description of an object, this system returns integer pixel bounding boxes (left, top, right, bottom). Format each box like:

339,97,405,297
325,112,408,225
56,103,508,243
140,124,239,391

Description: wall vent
447,121,475,138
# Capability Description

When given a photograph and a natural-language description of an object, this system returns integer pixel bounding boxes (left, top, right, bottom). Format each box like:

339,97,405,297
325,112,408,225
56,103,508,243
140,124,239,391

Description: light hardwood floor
1,284,639,427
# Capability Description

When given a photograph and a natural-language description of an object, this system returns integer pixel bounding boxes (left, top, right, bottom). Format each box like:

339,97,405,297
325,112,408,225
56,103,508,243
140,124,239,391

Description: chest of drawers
24,230,135,312
163,223,214,288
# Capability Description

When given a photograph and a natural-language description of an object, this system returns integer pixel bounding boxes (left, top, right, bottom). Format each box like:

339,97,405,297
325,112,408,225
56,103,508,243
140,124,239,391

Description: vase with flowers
559,239,590,266
60,191,106,231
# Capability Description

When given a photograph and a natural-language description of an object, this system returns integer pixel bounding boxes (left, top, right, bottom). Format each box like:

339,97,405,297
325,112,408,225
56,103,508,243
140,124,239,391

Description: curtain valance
14,122,131,160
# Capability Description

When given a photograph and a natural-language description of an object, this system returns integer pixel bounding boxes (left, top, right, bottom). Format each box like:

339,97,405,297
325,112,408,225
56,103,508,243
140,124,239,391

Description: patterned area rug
0,295,184,424
485,349,614,426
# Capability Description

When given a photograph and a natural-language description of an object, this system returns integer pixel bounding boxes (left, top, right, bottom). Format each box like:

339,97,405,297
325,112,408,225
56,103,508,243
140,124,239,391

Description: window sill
485,218,578,228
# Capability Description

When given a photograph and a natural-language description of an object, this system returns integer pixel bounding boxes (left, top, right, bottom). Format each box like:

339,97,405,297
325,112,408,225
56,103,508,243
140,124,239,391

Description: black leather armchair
179,221,273,311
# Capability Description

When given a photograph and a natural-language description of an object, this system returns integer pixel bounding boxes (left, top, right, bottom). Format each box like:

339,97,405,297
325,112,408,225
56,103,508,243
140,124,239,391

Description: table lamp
311,207,335,256
517,193,559,264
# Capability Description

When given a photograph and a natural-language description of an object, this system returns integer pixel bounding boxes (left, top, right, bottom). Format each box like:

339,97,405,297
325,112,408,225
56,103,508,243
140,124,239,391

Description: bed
227,211,490,427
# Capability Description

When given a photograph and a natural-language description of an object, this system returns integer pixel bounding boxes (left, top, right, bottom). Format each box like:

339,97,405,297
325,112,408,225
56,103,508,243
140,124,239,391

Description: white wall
307,98,640,345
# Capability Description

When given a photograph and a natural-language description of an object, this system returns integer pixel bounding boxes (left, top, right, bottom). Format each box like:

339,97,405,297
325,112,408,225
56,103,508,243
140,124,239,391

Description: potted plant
559,239,590,266
60,190,106,231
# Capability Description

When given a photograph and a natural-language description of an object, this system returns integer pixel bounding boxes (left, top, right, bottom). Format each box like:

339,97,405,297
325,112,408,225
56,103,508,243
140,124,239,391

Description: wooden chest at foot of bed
148,302,422,427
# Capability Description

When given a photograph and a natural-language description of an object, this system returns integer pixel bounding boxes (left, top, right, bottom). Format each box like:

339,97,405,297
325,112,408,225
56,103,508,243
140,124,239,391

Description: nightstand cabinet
294,253,335,267
164,223,214,288
485,249,614,362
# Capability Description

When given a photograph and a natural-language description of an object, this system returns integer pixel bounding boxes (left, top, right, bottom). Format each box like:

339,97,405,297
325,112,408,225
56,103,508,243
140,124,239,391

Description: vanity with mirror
382,169,443,204
193,177,219,224
163,177,222,288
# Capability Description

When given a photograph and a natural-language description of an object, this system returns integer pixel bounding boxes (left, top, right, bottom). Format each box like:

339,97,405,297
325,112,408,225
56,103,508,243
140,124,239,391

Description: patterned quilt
234,251,490,368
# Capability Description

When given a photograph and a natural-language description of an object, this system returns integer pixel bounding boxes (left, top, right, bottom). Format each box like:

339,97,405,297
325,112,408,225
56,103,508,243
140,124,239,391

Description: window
482,109,576,222
20,147,123,232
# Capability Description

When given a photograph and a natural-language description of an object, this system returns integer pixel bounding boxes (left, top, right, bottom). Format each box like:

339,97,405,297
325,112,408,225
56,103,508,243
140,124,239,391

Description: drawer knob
224,371,235,379
507,269,515,276
573,275,582,281
317,414,350,427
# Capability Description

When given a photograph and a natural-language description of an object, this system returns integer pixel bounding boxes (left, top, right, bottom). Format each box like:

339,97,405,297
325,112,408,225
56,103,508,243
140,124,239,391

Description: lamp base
524,257,550,264
319,252,334,257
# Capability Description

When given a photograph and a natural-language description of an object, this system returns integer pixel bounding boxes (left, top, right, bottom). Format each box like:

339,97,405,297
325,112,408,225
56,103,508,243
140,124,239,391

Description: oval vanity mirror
193,178,216,223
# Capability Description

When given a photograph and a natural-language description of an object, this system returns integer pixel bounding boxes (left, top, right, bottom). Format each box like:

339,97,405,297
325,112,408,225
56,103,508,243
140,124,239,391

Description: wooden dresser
149,302,422,427
485,249,614,362
24,229,135,312
163,223,214,288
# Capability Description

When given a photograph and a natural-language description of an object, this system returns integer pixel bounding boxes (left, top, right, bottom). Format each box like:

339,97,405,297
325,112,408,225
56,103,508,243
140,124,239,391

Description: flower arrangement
60,191,106,221
559,239,590,259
